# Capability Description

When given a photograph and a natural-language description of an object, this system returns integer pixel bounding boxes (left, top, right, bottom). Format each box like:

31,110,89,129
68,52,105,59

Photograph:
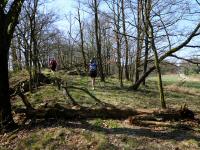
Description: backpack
89,63,97,72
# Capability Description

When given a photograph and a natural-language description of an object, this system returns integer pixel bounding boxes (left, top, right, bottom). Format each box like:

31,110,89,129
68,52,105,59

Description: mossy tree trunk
113,0,123,87
0,0,25,128
149,23,166,109
30,0,40,89
11,40,19,72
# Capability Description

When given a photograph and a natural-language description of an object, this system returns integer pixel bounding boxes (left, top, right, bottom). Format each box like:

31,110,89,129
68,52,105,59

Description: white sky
45,0,77,30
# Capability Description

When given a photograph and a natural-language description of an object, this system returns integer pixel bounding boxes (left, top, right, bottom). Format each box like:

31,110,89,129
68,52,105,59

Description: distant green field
149,74,200,89
149,74,181,83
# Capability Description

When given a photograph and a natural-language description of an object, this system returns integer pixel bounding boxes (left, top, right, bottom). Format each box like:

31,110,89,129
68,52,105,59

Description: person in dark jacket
89,58,97,90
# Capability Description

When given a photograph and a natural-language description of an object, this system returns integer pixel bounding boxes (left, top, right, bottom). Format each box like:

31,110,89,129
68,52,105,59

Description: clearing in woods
1,70,200,150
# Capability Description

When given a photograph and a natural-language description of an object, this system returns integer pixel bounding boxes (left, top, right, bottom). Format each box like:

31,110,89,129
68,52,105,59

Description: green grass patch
7,71,200,149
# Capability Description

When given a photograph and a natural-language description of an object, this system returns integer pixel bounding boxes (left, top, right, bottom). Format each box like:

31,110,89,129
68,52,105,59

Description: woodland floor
1,70,200,150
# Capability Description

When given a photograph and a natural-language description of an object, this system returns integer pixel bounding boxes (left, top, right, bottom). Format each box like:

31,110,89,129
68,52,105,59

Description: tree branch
170,55,200,65
130,22,200,90
159,23,200,62
185,45,200,48
196,0,200,6
6,0,25,37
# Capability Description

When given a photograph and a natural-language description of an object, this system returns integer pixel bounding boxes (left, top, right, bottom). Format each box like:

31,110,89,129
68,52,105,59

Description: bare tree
131,22,200,90
76,3,87,72
113,0,123,87
142,0,151,85
121,0,130,81
148,16,166,109
129,0,200,90
134,0,143,84
93,0,105,81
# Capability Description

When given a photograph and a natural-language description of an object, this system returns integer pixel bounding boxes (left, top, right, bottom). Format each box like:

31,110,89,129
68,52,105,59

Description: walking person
89,58,97,90
49,58,57,72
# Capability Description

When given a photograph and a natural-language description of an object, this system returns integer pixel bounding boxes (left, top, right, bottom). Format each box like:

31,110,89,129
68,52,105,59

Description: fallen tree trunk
128,106,195,127
15,103,138,120
13,102,196,125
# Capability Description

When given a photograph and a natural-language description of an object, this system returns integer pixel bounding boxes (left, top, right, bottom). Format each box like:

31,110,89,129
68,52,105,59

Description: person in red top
49,58,57,71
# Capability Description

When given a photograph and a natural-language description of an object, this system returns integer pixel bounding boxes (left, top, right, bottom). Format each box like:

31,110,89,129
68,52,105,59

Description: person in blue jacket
89,58,97,90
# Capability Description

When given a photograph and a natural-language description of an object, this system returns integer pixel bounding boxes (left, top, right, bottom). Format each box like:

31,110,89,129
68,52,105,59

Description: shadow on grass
19,118,200,142
11,98,200,143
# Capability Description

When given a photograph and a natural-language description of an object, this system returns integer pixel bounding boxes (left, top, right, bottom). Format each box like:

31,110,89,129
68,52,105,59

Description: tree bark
11,40,19,72
0,33,14,127
134,0,143,83
113,0,123,87
121,0,130,81
142,0,151,85
94,0,105,82
0,0,25,129
148,19,166,109
77,7,87,72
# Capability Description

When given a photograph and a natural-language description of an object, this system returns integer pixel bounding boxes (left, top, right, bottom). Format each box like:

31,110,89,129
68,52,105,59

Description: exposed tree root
9,81,34,110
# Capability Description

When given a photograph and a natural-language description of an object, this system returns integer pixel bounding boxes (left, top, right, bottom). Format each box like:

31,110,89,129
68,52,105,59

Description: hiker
89,58,97,90
49,58,57,71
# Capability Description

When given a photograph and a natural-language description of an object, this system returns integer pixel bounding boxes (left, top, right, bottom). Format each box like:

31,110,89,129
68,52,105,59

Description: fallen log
15,103,138,120
153,105,194,121
128,106,195,126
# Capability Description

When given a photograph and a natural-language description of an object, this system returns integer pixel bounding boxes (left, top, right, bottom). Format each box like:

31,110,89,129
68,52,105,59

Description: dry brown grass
165,84,200,96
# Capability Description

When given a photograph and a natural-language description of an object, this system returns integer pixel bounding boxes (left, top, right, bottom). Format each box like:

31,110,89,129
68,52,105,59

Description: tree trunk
142,37,149,85
29,41,33,92
149,20,166,109
106,40,111,76
33,35,39,88
17,36,22,70
142,0,151,85
121,0,130,81
78,8,87,72
0,34,15,127
114,0,123,87
134,0,143,84
11,41,19,72
32,0,40,88
94,0,105,82
0,0,25,129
